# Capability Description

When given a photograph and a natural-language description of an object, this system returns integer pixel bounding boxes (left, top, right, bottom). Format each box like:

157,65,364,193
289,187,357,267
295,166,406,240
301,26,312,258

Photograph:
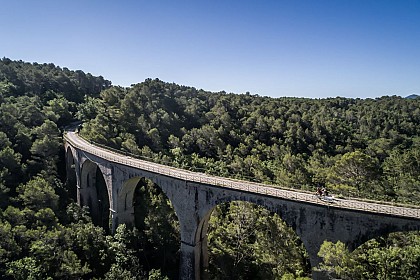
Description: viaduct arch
64,131,420,280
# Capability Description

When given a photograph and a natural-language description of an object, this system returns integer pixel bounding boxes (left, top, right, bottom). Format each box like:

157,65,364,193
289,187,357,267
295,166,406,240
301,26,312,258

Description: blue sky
1,0,419,98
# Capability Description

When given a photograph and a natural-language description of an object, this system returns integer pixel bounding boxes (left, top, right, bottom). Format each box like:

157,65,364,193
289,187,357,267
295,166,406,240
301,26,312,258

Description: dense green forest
0,58,419,279
78,78,420,204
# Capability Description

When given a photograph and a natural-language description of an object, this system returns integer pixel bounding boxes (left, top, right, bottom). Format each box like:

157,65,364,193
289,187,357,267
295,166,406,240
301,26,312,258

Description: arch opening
117,176,180,279
202,201,311,280
80,159,110,233
65,147,77,201
316,230,420,279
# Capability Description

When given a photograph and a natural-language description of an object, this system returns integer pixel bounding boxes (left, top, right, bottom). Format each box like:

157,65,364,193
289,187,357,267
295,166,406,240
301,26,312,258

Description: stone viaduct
64,131,420,279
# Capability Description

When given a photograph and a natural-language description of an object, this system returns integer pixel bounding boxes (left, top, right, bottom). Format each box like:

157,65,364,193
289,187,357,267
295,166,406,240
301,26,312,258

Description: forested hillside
0,59,149,279
1,59,419,279
79,78,420,204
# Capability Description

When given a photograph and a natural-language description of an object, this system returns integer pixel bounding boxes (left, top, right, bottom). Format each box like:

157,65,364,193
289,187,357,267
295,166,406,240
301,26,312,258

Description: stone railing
65,132,420,219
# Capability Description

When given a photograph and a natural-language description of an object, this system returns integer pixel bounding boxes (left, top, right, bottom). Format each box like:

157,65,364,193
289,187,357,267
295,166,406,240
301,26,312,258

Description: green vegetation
208,202,310,279
1,58,420,279
317,232,420,280
0,58,157,279
79,78,420,204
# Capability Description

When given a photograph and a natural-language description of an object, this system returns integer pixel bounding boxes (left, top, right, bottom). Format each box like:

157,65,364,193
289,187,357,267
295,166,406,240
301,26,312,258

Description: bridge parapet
64,131,420,220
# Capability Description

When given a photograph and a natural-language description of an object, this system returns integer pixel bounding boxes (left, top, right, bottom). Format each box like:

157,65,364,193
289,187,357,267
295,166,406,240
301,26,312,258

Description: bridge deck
65,131,420,219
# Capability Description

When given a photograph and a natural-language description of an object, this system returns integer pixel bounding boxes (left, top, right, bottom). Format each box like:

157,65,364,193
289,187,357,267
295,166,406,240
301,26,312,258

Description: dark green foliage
1,58,420,279
318,232,420,280
16,177,59,211
0,58,111,194
131,178,180,279
0,58,111,102
0,58,134,279
326,151,381,196
80,78,420,203
208,202,310,279
77,78,420,278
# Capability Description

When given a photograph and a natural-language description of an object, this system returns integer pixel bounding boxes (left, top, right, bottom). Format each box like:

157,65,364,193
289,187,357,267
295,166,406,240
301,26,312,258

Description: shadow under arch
65,147,77,201
117,176,181,279
196,200,311,280
80,159,110,233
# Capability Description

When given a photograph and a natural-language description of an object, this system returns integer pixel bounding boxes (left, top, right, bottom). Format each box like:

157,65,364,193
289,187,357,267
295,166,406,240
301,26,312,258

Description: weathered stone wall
65,144,420,280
